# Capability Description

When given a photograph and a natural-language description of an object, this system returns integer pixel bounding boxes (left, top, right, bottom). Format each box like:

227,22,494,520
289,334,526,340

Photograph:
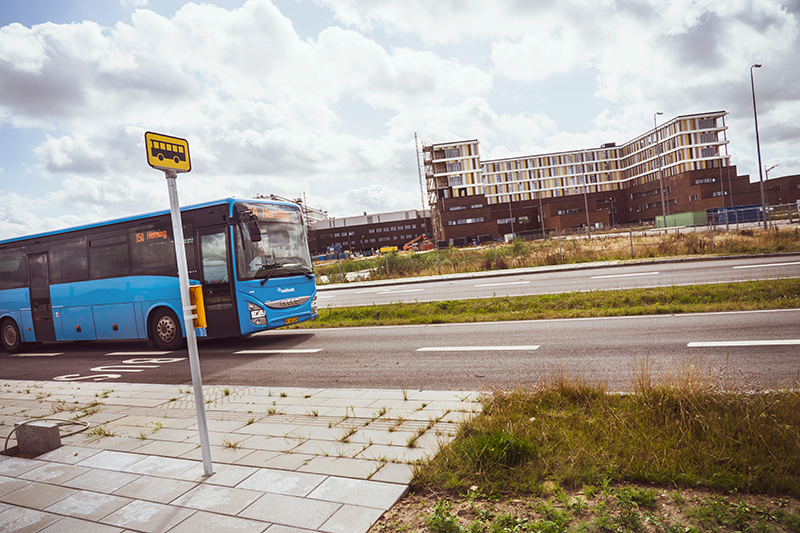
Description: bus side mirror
246,213,261,242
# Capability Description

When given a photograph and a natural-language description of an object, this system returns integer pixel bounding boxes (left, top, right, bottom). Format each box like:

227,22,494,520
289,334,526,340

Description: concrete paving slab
0,506,61,533
133,440,198,458
165,510,269,533
0,481,76,509
44,490,132,521
123,455,197,478
171,484,261,514
239,491,341,530
231,450,282,468
37,445,101,465
19,462,89,485
319,504,386,533
112,476,195,503
63,469,141,493
38,515,126,533
236,469,326,497
260,452,316,471
0,475,30,498
0,457,44,477
298,456,380,480
176,462,257,487
101,499,195,533
368,462,415,485
77,451,148,472
308,476,407,510
178,444,255,464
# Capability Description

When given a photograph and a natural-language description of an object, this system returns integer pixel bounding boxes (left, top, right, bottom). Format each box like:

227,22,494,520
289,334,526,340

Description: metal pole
629,226,634,258
165,171,213,477
750,64,768,231
582,150,591,238
654,112,667,225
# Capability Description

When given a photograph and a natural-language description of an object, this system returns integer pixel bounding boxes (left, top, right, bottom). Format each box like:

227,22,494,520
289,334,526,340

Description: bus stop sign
145,131,191,173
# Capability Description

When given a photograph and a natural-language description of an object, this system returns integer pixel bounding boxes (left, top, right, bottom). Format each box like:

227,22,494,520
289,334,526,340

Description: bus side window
0,247,27,290
129,224,175,276
49,237,88,284
89,234,129,280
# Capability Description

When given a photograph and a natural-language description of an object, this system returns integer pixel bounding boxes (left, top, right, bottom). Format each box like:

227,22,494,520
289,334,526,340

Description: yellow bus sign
145,131,191,173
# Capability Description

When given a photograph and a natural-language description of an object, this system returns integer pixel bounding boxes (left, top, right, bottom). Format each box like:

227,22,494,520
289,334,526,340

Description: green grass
299,279,800,328
414,359,800,497
371,359,800,532
316,227,800,284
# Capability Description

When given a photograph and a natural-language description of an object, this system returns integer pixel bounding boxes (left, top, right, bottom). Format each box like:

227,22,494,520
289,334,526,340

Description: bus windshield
234,202,313,282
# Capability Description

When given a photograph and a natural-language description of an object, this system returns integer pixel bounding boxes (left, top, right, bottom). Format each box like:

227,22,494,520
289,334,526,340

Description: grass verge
300,278,800,328
372,359,800,532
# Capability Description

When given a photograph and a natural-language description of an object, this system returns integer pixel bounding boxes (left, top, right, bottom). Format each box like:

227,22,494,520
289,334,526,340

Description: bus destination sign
145,131,191,173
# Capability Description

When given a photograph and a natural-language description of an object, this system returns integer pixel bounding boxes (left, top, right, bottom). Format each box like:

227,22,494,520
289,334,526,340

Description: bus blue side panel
0,288,36,343
94,303,138,340
49,276,185,342
60,306,96,341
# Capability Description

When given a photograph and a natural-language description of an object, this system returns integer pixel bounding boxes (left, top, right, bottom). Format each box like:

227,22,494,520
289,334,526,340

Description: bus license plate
284,316,298,325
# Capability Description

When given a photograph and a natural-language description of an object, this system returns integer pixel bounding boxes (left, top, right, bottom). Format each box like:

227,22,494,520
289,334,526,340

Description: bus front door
198,227,240,338
28,253,57,342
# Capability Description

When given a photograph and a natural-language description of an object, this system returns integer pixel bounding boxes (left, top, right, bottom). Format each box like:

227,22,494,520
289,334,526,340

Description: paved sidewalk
0,380,482,532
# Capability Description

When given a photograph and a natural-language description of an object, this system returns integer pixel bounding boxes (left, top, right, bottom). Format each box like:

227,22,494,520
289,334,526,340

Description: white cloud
0,0,798,239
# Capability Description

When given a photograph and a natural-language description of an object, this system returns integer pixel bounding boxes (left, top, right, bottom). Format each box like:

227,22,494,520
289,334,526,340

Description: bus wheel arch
149,307,184,351
1,318,23,353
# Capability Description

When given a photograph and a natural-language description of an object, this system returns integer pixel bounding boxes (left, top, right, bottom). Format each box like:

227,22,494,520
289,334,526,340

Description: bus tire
1,319,23,354
151,308,183,351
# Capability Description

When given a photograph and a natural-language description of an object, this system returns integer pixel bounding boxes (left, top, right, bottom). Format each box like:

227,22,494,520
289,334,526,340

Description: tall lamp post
765,163,779,213
750,64,768,230
653,112,667,226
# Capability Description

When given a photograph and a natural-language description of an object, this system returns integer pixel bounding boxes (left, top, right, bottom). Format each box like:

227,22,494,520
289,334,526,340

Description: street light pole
750,64,768,230
654,112,666,226
765,163,779,217
582,150,591,238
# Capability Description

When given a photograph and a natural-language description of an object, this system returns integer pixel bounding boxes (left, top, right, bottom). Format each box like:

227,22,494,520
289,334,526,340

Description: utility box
15,421,61,456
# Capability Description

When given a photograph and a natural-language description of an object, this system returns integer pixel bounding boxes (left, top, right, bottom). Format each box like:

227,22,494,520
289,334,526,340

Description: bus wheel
151,308,183,351
1,319,23,353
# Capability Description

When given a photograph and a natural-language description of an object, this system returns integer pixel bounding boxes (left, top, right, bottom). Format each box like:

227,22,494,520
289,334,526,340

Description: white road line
416,345,540,352
688,340,800,347
315,294,336,298
234,349,323,354
10,353,62,357
591,271,659,279
105,352,173,356
377,288,425,294
475,281,531,287
733,261,800,269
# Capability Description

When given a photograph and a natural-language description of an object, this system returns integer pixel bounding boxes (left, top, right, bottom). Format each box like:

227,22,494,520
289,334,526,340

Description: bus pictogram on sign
144,131,191,173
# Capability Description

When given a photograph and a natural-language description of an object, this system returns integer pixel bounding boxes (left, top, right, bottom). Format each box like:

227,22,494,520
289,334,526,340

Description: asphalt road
317,255,800,307
3,308,798,391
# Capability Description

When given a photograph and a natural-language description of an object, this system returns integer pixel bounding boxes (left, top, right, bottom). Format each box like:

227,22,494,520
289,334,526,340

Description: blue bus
0,198,317,353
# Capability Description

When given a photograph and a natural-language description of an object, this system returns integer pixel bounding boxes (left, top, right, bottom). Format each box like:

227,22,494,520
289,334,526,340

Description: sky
1,0,798,240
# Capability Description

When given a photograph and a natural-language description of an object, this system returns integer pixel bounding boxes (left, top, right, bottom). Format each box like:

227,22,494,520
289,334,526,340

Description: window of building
557,208,582,215
695,177,716,185
712,190,729,197
690,194,699,201
471,204,483,209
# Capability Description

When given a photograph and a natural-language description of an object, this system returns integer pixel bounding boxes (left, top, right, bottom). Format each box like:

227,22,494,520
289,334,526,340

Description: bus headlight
311,295,317,314
248,302,267,326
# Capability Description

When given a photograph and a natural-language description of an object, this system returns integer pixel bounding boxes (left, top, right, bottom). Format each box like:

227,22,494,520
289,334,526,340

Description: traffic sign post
145,132,213,477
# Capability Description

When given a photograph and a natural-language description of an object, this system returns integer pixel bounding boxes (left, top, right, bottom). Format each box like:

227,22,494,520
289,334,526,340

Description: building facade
423,111,800,244
309,209,431,255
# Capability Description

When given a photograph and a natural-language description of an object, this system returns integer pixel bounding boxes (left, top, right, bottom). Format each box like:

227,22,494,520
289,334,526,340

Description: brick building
423,111,800,244
308,209,430,255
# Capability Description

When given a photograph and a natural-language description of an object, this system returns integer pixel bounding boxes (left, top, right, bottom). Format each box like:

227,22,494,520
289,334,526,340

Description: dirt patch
369,483,800,532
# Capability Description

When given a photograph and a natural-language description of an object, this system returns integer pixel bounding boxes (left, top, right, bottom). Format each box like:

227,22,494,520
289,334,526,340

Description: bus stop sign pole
165,169,213,477
144,131,212,477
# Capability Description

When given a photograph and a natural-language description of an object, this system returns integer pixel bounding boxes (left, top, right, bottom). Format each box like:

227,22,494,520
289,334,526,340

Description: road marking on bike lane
53,356,187,382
